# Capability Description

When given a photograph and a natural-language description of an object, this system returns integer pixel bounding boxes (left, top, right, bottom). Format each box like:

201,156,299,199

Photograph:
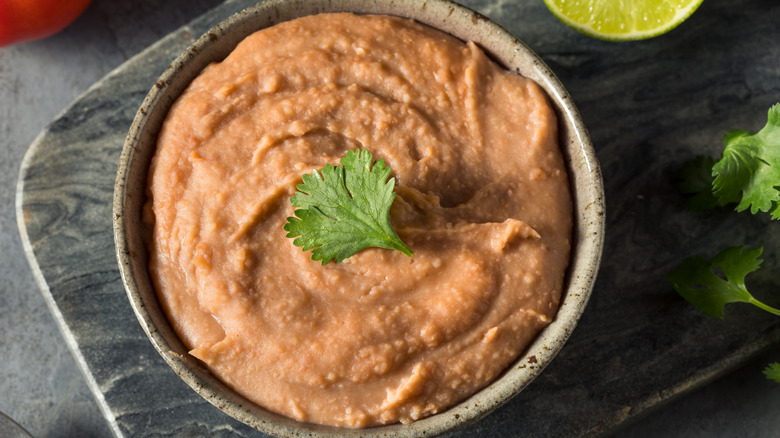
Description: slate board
16,0,780,437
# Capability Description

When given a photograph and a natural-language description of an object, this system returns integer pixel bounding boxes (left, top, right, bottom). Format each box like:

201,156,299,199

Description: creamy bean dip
145,13,572,428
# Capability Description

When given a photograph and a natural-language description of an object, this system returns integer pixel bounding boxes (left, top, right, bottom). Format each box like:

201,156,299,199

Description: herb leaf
666,246,780,319
671,104,780,385
763,363,780,383
712,104,780,218
283,149,413,264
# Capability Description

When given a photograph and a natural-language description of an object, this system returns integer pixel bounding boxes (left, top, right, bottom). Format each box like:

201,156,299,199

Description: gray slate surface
10,0,780,437
1,2,225,438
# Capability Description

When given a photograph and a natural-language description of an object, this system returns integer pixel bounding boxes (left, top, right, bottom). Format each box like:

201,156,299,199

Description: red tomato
0,0,92,47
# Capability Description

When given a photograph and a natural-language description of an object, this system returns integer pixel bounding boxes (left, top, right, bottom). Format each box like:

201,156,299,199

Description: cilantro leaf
763,363,780,383
712,104,780,218
672,104,780,385
675,155,720,211
283,149,413,264
666,246,780,319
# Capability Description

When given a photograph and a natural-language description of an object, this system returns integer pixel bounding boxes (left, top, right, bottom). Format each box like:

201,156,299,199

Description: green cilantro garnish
283,149,413,264
713,104,780,217
669,245,780,381
672,103,780,384
763,363,780,383
666,246,779,319
678,103,780,217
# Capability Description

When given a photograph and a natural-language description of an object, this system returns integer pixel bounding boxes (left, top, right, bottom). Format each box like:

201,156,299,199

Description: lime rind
543,0,704,42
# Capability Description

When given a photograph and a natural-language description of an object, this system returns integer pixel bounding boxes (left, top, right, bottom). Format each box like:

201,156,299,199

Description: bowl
113,0,605,436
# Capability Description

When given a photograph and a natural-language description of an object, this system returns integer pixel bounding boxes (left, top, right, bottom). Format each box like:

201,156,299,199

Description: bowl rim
113,0,605,436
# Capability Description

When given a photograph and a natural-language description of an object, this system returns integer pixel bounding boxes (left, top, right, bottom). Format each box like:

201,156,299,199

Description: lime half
543,0,704,41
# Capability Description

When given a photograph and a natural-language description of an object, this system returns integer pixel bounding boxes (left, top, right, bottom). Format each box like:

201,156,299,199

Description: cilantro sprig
667,246,779,319
667,245,780,382
672,103,780,383
713,104,780,217
283,149,413,264
677,103,780,217
764,363,780,383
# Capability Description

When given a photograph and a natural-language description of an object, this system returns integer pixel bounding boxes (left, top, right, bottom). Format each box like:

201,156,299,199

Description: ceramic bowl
113,0,605,436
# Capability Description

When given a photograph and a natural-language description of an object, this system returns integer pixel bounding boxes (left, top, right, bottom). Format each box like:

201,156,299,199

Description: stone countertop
2,0,779,437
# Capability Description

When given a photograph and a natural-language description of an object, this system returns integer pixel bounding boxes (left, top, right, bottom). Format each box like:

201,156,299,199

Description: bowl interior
113,0,605,436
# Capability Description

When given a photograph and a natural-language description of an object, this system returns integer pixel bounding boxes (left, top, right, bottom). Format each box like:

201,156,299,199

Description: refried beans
145,13,572,428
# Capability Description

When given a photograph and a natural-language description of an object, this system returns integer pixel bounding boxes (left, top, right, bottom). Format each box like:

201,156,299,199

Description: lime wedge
543,0,704,41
